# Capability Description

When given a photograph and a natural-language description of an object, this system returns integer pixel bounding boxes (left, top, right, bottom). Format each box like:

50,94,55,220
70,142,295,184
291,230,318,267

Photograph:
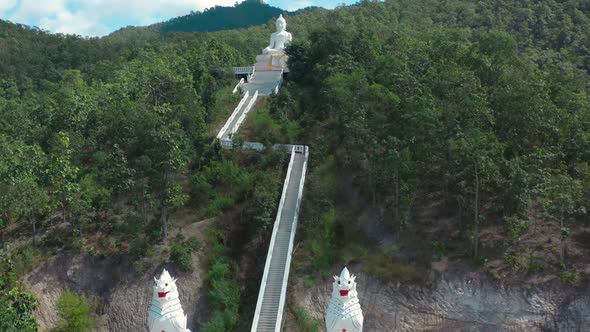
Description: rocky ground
287,263,590,331
23,219,212,332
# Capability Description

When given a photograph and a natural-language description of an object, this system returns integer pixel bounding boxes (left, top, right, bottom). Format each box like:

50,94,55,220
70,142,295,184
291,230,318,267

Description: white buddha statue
263,14,292,55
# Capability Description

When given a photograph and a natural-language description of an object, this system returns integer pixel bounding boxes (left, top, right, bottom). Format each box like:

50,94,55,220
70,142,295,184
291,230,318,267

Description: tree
453,130,503,259
539,172,585,266
0,137,48,235
148,105,190,239
0,288,39,332
46,132,80,225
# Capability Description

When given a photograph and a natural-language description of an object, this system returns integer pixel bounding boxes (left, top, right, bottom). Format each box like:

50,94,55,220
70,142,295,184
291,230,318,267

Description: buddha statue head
276,14,286,32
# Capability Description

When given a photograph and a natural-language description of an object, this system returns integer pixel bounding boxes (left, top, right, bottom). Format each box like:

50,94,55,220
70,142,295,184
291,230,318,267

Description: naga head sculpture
153,269,178,302
332,267,358,298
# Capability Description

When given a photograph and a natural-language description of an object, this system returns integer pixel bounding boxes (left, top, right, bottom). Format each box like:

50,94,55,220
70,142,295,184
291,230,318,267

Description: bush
307,208,338,276
0,288,39,332
189,173,214,205
129,235,149,259
431,241,448,260
43,227,73,249
292,306,321,332
115,213,143,238
366,251,423,283
53,290,95,332
202,230,240,331
252,180,279,227
205,195,235,217
170,237,200,272
201,311,226,332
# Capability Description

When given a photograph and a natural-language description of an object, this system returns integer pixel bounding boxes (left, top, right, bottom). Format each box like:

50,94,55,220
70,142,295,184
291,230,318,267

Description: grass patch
365,251,423,283
292,306,322,332
303,275,317,288
208,86,242,135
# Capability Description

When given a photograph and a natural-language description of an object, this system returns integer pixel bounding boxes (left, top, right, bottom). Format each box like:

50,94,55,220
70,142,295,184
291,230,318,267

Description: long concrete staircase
243,71,284,95
251,147,307,332
218,69,307,332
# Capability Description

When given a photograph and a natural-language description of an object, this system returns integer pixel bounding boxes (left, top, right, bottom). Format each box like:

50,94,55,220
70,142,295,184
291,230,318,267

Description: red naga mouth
339,290,349,297
158,292,169,298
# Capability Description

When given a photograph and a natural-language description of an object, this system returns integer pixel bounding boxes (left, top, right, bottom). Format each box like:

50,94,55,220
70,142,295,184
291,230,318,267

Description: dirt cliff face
24,252,208,332
288,265,590,331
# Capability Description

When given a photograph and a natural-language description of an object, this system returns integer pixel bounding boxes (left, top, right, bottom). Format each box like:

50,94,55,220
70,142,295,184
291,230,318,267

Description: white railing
274,145,309,331
241,141,265,151
216,91,250,139
230,90,258,137
233,66,255,75
248,66,256,82
232,78,244,94
274,68,284,94
272,144,305,154
220,139,233,149
251,146,296,332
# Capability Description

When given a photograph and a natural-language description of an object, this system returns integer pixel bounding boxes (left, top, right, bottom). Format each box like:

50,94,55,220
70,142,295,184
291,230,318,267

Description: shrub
205,195,235,217
431,241,448,260
560,268,578,284
129,235,149,259
526,257,542,275
365,252,422,283
189,173,214,205
0,288,39,332
43,227,73,249
170,237,200,272
116,213,143,238
201,311,226,332
53,290,95,332
253,181,279,227
303,275,317,288
202,231,240,331
11,247,41,276
292,306,321,332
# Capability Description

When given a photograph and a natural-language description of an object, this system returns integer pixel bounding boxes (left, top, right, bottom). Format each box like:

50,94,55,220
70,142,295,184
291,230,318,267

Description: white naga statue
148,269,191,332
325,267,364,332
263,14,292,55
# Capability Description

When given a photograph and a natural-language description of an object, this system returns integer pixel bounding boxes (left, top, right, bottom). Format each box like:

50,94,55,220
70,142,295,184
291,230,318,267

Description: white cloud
6,0,243,37
0,0,17,12
9,0,67,22
39,9,110,36
285,0,312,11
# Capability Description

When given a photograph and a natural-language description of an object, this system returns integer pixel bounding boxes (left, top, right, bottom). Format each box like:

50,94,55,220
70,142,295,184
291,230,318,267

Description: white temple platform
255,54,289,73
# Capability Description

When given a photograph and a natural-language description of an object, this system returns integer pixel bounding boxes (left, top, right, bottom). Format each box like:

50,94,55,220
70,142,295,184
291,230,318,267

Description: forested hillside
160,0,288,33
0,17,279,331
281,0,590,286
1,0,590,331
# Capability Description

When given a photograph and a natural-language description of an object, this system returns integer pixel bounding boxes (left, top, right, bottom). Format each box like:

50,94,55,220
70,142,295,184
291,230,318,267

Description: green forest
1,0,590,331
160,0,292,33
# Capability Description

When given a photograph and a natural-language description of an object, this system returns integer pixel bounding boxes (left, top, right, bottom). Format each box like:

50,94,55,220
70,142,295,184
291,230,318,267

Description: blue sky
0,0,357,37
